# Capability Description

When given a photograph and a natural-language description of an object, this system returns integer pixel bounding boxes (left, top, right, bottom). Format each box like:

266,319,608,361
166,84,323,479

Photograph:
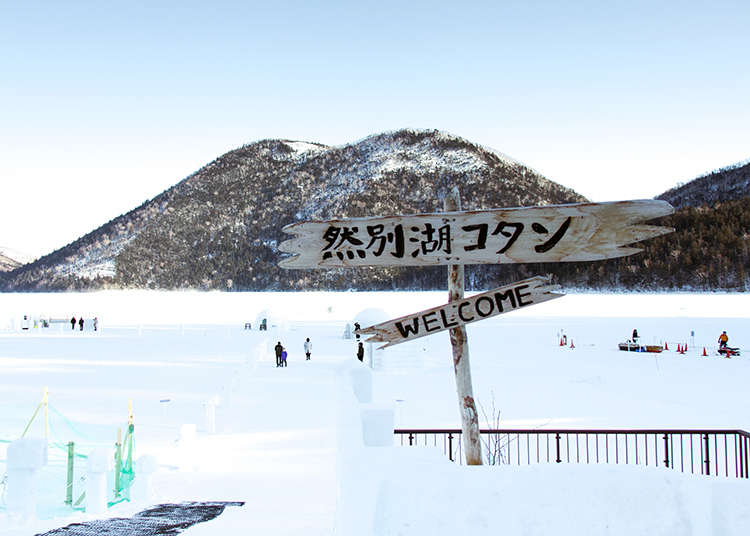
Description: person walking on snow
304,338,312,360
78,317,84,331
274,341,283,367
357,342,364,362
718,331,729,349
71,316,76,330
281,348,288,367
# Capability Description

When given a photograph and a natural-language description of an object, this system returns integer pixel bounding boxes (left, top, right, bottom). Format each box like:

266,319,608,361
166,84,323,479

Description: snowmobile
718,347,740,357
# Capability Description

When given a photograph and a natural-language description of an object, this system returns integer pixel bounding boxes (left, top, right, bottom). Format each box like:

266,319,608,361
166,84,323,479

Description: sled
618,341,663,353
718,347,740,357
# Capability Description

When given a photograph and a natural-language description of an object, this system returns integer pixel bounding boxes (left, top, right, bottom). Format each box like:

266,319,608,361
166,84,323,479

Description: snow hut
254,308,289,333
352,308,425,371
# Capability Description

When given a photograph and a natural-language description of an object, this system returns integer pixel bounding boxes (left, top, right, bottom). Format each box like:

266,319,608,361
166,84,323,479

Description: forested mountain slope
2,130,585,291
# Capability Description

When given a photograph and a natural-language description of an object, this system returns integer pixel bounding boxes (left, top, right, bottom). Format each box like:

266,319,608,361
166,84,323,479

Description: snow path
149,356,340,535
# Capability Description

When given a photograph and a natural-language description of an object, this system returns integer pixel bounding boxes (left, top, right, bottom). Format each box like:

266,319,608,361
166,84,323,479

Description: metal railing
394,428,750,479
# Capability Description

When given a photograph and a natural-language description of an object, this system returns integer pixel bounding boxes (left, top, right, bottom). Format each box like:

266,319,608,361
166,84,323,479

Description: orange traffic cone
664,341,668,350
702,347,707,357
559,338,564,346
570,340,575,349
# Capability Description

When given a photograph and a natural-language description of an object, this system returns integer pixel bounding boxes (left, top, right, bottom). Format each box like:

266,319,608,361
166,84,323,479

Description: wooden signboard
359,276,562,348
279,200,674,269
278,191,674,467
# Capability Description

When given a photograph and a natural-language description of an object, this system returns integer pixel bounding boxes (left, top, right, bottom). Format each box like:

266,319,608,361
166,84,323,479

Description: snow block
136,454,159,474
6,438,48,519
350,364,373,403
7,438,47,469
132,455,159,504
361,405,395,447
87,447,112,473
335,366,371,536
86,448,111,515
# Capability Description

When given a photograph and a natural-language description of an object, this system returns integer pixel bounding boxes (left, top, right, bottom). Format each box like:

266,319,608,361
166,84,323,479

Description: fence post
663,434,670,468
114,428,122,497
704,434,710,475
448,433,454,462
65,441,75,505
555,433,562,463
408,432,414,446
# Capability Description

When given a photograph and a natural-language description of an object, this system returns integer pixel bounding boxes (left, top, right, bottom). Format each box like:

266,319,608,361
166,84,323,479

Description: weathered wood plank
444,188,482,465
278,199,674,268
358,276,563,348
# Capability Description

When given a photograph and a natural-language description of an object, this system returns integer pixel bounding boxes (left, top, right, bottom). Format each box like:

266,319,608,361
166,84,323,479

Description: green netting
49,404,99,443
1,402,137,514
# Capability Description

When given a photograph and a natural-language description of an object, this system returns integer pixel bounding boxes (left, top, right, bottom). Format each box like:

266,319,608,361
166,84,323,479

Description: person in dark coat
357,342,364,362
632,329,639,343
354,322,361,340
274,341,283,367
78,317,84,331
71,316,76,330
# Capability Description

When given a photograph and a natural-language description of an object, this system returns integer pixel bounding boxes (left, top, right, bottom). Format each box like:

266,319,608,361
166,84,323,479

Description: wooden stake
44,386,49,440
445,188,483,465
115,428,122,497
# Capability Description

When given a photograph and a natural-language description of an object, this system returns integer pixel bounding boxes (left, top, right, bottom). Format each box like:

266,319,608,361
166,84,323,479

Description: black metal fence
394,428,750,479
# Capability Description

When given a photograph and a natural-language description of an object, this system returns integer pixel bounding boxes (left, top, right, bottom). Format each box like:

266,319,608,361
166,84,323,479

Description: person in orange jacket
718,331,729,349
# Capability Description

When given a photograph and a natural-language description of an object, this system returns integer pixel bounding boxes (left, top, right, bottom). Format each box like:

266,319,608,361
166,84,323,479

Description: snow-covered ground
1,291,749,535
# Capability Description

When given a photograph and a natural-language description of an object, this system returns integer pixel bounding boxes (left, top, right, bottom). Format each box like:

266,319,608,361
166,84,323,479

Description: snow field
0,291,749,535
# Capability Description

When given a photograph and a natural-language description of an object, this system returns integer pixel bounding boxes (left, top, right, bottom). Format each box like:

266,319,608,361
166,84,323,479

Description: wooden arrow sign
358,276,563,348
278,199,673,268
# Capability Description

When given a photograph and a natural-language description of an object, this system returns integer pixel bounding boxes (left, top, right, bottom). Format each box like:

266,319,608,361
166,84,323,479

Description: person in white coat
304,338,312,360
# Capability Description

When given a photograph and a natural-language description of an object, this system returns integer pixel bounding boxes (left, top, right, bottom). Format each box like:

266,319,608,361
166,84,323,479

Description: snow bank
372,460,750,535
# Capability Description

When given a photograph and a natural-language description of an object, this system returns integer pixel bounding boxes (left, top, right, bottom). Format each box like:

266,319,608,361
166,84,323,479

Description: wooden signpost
279,194,674,466
443,189,481,464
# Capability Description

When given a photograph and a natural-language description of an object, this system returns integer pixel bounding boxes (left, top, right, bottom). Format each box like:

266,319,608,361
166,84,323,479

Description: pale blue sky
1,1,748,258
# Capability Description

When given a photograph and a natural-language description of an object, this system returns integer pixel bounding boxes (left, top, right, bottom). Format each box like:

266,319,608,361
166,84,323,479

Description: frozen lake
1,290,749,535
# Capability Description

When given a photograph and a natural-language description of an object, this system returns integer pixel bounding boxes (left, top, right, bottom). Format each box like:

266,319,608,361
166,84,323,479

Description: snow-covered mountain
657,159,750,209
0,247,33,272
1,129,586,291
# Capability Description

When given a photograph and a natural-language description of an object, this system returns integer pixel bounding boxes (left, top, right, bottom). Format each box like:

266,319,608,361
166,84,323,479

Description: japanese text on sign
320,217,572,262
279,200,674,268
